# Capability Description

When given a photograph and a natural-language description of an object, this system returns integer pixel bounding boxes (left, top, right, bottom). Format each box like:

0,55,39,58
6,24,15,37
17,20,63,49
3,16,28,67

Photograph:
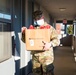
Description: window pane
0,22,12,62
0,0,11,20
67,25,73,35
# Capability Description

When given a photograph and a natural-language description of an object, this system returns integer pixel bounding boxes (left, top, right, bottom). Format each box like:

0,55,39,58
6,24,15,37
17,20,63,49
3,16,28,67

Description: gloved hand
42,41,53,50
21,27,27,34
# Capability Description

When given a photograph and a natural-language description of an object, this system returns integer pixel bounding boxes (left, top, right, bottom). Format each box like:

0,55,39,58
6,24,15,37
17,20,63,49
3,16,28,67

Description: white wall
34,2,50,24
34,2,39,11
40,6,50,23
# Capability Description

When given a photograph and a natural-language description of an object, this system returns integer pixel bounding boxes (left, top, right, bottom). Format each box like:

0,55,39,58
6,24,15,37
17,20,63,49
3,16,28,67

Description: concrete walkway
54,46,76,75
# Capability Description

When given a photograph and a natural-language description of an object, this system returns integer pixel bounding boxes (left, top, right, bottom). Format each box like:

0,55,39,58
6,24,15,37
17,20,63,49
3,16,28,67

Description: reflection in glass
0,0,11,20
0,13,11,20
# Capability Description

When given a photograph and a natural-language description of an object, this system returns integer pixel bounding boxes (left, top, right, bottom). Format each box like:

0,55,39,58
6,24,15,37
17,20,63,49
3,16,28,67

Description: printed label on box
30,39,34,46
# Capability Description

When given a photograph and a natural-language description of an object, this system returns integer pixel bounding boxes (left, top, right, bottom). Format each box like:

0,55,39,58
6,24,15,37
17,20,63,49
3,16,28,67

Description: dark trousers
42,63,54,75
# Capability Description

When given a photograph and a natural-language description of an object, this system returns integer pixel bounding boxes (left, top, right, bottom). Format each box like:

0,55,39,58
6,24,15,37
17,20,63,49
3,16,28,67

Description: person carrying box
21,10,60,75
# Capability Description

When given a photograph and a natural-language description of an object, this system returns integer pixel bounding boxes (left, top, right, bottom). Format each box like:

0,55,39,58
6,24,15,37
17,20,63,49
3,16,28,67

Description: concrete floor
28,46,76,75
54,46,76,75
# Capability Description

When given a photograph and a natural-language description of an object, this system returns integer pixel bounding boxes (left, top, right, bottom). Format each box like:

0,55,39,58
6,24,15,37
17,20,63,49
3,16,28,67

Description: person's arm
50,26,60,47
43,26,60,50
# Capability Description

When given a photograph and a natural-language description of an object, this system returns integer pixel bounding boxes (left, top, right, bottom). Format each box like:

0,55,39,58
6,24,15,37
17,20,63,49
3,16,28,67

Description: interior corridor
29,46,76,75
54,46,76,75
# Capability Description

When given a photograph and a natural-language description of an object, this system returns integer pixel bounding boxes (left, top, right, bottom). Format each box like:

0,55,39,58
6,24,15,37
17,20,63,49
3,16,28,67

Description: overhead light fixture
59,8,66,11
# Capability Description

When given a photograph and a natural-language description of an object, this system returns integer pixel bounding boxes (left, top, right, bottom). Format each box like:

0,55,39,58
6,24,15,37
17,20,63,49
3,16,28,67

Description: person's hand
42,41,52,50
21,27,27,34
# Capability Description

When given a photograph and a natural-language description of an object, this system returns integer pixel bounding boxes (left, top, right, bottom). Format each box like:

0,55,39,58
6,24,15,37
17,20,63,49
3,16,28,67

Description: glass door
0,22,12,62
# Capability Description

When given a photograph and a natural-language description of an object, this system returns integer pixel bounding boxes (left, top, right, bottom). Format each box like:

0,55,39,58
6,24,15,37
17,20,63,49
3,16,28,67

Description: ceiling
35,0,76,20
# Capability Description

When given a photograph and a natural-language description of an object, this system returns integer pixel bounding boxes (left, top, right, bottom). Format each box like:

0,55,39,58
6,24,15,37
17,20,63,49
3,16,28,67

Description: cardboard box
25,29,50,50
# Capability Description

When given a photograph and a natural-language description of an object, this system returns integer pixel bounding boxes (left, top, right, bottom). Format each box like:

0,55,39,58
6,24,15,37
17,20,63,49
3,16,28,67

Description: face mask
36,19,44,26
